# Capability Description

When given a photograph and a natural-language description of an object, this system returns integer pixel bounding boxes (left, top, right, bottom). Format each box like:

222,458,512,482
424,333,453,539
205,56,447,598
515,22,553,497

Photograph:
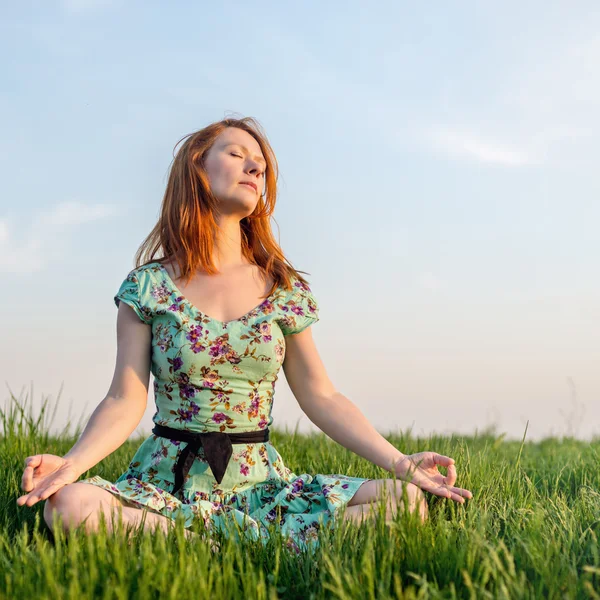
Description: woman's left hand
394,452,473,503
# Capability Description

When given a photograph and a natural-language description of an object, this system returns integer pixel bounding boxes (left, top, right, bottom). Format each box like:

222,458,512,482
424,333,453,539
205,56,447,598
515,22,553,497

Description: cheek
205,158,237,190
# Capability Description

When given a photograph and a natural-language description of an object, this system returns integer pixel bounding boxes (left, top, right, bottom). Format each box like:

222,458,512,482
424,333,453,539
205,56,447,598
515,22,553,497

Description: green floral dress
81,261,369,549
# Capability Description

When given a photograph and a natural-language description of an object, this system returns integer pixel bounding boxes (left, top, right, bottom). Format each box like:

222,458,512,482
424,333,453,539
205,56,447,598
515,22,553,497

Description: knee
404,483,428,520
43,483,96,532
43,484,73,531
404,483,425,507
388,481,427,519
44,483,79,511
386,480,422,504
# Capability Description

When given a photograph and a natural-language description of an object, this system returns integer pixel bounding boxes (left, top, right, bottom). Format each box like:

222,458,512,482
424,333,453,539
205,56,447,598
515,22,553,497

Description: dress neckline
151,261,280,327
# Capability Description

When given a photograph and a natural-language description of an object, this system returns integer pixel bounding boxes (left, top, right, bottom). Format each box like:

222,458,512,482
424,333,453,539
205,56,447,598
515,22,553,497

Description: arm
63,302,152,476
282,327,404,472
18,303,152,506
282,327,472,502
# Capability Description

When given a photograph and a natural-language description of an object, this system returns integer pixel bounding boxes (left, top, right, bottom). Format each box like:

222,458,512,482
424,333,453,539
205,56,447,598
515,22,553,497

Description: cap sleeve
277,278,320,336
114,268,153,325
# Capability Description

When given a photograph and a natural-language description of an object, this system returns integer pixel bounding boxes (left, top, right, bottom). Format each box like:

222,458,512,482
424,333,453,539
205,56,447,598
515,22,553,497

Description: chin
217,193,258,215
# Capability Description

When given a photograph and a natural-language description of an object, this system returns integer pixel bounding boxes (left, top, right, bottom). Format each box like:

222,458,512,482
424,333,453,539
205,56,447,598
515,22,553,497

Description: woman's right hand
17,454,80,507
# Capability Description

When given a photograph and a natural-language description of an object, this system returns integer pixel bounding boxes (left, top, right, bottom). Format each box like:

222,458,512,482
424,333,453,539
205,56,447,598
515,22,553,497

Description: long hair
134,116,310,297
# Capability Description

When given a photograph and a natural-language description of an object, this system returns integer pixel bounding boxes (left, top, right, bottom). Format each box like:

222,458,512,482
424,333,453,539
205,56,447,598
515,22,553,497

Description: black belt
152,424,270,494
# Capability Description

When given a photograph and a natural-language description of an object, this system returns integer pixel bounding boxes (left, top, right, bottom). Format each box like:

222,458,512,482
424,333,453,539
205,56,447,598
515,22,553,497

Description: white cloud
44,201,117,227
0,201,120,274
422,25,600,168
426,127,534,167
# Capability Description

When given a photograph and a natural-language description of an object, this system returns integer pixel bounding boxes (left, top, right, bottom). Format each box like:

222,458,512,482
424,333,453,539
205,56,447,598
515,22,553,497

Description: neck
212,215,250,272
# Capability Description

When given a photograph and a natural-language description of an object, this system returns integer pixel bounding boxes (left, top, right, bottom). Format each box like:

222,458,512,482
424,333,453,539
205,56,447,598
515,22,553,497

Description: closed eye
230,151,266,176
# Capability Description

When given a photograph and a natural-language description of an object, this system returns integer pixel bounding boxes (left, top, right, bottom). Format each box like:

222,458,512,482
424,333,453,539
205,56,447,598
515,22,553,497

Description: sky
1,1,599,443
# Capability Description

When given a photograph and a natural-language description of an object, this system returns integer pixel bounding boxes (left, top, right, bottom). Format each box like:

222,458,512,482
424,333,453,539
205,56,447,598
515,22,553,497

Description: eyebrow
225,143,266,167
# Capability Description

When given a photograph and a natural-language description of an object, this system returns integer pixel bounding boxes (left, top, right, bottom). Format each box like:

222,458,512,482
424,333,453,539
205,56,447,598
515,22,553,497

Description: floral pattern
81,261,369,548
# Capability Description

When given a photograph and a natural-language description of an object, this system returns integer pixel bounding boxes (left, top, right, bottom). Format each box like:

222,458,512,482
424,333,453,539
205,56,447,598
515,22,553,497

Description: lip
239,181,257,192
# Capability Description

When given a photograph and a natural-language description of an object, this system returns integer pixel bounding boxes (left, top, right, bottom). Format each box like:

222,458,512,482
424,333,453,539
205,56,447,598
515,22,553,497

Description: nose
245,160,262,178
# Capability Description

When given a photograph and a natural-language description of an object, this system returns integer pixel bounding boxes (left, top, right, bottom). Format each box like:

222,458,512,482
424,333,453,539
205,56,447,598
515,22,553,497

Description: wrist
389,451,407,473
62,454,86,478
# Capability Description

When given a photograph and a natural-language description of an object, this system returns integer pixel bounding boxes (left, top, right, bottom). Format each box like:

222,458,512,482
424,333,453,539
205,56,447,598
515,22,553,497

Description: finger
17,492,38,507
21,468,30,492
39,483,63,502
21,456,42,491
25,455,42,468
16,494,30,507
21,466,37,492
24,492,42,507
443,464,457,487
434,486,471,503
418,480,468,503
24,481,53,507
447,486,473,500
447,490,466,503
418,480,453,500
433,454,455,467
433,486,464,503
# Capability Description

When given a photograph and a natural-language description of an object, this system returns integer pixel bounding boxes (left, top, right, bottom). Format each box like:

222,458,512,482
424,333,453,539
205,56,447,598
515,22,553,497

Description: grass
1,388,600,599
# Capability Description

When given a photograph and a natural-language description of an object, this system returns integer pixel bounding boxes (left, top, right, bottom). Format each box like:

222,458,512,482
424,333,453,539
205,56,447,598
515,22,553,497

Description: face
203,127,267,217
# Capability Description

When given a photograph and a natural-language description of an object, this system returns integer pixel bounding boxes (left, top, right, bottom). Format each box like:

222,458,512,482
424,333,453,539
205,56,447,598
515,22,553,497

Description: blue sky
2,1,598,440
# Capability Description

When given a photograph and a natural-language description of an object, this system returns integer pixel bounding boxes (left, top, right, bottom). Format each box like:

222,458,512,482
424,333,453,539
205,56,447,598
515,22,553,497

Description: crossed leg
44,480,426,545
342,479,428,524
43,482,199,541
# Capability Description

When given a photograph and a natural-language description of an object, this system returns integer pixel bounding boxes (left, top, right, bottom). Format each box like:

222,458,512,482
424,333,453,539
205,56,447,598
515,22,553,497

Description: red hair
134,116,310,296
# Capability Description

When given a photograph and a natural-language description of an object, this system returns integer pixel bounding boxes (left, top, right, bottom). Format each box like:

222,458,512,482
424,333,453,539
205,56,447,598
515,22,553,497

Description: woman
17,117,472,549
